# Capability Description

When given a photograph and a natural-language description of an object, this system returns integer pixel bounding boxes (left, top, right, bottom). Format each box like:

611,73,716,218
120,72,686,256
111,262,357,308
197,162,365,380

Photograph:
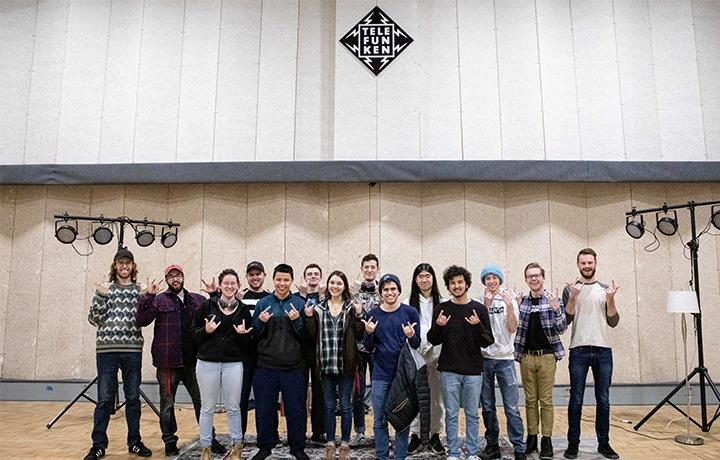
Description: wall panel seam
21,1,42,165
646,0,662,160
689,0,710,161
32,187,49,379
131,0,148,164
291,0,301,161
455,0,464,161
97,0,115,163
54,0,73,164
210,0,225,162
568,0,583,159
492,0,503,159
1,190,18,377
253,1,265,161
533,0,547,160
174,0,189,162
611,0,628,160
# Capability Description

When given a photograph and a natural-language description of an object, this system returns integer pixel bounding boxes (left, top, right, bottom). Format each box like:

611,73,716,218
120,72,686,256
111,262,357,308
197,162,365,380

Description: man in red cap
136,265,226,456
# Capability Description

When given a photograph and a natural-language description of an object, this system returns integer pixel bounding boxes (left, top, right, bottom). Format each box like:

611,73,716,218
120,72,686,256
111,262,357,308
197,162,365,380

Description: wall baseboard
1,379,715,407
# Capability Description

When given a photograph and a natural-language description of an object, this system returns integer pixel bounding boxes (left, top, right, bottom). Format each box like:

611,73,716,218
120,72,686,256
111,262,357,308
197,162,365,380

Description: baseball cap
246,261,265,273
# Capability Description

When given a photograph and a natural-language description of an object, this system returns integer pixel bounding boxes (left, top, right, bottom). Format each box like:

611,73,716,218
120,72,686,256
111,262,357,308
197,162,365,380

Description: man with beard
136,265,225,456
84,249,151,460
561,248,620,460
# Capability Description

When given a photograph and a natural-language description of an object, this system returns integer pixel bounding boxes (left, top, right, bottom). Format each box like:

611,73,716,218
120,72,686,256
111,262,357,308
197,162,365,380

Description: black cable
581,417,674,441
643,228,661,252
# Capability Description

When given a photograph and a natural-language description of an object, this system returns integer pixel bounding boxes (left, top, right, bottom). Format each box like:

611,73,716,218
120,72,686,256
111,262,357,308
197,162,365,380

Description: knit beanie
480,263,504,285
378,273,402,294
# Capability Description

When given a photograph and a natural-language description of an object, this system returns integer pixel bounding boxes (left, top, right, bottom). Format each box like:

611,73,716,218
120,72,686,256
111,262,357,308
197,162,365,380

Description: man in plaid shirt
513,262,566,460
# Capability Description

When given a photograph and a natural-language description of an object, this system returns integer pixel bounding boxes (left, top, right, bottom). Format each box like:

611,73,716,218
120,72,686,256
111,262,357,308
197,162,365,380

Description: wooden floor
1,401,719,459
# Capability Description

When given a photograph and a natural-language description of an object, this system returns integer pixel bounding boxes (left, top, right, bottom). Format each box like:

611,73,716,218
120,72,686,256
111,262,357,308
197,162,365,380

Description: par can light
161,227,178,248
55,220,78,244
136,225,155,247
91,221,114,245
626,215,645,239
657,210,678,236
712,206,720,231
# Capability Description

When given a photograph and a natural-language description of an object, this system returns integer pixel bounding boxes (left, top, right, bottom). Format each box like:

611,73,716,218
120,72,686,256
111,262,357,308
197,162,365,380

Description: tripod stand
629,200,720,432
47,376,159,429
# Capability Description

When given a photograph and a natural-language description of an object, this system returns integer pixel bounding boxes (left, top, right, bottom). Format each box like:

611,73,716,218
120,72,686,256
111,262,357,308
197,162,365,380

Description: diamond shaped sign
339,6,414,76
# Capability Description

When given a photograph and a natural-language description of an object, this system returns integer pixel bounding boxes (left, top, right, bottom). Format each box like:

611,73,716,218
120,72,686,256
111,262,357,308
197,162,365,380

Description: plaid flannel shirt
318,300,355,374
513,291,567,362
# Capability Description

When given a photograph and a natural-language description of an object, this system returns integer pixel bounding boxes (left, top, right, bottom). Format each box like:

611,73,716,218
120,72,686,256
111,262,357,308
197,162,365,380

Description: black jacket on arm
384,342,431,442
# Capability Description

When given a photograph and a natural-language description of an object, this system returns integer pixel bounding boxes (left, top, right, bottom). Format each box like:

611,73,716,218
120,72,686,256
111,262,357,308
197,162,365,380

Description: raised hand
259,306,273,323
304,301,315,317
201,277,218,294
296,278,308,297
353,299,363,315
235,289,246,301
139,282,149,295
436,310,451,326
566,277,582,300
205,315,221,333
465,309,480,325
548,287,560,310
96,281,111,295
147,278,162,295
402,321,417,338
499,287,513,306
287,305,300,321
353,273,363,292
361,316,378,334
483,288,495,308
604,280,620,302
234,323,253,335
514,287,523,306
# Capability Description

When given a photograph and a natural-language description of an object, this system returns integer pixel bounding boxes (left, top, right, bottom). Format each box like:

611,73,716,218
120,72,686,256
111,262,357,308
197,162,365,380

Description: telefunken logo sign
339,6,414,76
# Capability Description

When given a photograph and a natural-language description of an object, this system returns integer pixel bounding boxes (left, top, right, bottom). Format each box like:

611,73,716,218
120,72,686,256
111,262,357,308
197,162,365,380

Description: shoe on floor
480,442,501,460
525,434,538,454
165,441,179,456
338,444,350,460
429,433,445,454
252,448,273,460
467,455,480,460
200,445,212,460
348,433,365,448
598,443,620,459
564,442,579,459
514,452,527,460
293,450,311,460
83,445,105,460
324,444,337,460
128,441,152,457
408,434,422,454
540,436,553,459
230,443,244,460
212,437,228,454
310,433,328,446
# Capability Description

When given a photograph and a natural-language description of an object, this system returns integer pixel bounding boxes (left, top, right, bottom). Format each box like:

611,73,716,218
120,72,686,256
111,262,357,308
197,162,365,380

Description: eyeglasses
166,274,184,280
525,274,543,279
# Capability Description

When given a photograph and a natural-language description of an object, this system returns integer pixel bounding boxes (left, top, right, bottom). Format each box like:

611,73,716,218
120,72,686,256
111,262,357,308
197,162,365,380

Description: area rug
172,434,624,459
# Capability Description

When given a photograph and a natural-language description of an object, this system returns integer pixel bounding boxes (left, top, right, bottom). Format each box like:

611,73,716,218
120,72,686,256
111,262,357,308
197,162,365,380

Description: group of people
84,247,621,460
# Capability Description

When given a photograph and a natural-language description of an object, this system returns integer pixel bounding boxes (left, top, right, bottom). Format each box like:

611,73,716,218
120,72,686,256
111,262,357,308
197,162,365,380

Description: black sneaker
428,434,445,454
83,446,105,460
514,453,527,460
253,448,273,460
539,437,553,459
597,443,619,459
408,434,422,454
128,441,152,457
293,450,311,460
525,435,537,454
165,441,179,456
212,437,227,454
480,443,501,460
564,442,579,459
310,433,327,446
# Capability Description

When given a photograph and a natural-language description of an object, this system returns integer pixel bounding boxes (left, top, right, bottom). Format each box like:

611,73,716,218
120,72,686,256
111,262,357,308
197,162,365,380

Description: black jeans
303,365,325,436
156,365,202,444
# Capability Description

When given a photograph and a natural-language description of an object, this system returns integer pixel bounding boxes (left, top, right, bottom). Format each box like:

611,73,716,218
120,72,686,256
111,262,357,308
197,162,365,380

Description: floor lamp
667,291,704,446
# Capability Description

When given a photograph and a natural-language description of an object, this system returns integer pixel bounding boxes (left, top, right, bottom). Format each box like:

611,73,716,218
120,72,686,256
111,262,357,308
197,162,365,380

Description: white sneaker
348,433,365,448
447,456,461,460
466,456,480,460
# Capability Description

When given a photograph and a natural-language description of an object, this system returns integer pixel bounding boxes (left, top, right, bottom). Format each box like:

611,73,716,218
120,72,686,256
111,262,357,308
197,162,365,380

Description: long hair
409,263,441,311
108,261,138,283
324,270,351,302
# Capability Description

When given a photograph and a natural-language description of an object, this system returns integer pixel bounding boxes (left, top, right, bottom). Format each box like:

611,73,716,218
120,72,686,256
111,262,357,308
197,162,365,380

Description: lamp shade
666,291,700,314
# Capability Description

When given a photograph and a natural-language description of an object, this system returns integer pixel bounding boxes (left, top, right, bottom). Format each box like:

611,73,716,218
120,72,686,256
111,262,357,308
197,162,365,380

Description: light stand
47,214,180,428
628,200,720,433
666,291,704,445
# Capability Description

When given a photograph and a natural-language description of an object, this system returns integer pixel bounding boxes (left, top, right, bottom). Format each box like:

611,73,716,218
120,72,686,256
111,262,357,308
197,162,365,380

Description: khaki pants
520,353,556,437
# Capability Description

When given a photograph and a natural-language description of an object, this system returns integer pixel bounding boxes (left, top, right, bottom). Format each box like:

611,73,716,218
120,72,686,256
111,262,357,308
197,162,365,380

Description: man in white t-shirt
561,248,620,460
477,264,526,460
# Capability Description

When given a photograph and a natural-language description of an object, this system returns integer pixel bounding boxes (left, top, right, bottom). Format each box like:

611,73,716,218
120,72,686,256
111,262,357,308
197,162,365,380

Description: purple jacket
137,289,206,368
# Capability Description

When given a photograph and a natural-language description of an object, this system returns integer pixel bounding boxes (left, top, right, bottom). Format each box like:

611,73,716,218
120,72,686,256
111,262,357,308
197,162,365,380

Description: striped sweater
88,283,144,353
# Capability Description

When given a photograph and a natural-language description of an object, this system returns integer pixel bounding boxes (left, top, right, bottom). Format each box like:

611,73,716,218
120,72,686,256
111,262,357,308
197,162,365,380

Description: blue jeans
92,352,142,449
480,359,525,453
196,360,244,447
567,346,613,444
353,351,372,434
322,373,354,442
372,379,410,460
441,372,482,457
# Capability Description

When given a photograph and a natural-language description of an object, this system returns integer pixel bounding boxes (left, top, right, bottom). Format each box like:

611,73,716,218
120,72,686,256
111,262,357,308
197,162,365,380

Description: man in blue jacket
251,264,310,460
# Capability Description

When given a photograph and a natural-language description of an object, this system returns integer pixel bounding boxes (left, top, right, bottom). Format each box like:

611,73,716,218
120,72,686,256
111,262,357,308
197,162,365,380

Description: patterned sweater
89,283,144,353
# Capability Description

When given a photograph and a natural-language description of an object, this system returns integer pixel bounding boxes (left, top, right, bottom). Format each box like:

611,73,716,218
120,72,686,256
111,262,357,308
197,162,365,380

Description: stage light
161,227,178,248
626,215,645,239
712,206,720,231
55,219,78,244
136,225,155,247
657,210,678,236
91,221,114,245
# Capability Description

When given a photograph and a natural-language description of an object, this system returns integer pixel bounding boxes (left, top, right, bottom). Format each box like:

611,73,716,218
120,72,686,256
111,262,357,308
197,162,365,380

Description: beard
580,267,596,280
170,282,184,294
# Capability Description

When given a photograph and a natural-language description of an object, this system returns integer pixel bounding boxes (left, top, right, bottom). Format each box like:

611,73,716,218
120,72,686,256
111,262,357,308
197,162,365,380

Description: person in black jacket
191,269,253,460
427,265,494,460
